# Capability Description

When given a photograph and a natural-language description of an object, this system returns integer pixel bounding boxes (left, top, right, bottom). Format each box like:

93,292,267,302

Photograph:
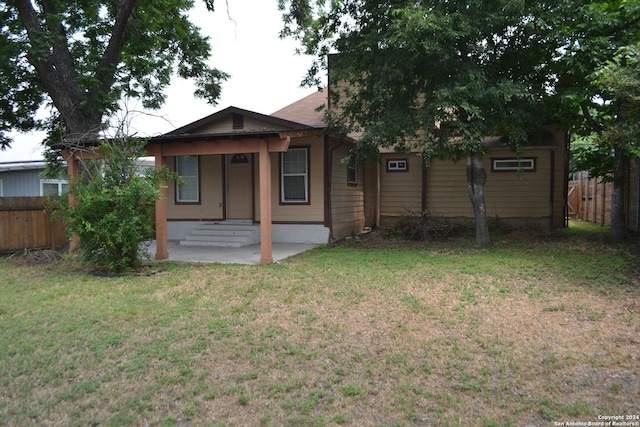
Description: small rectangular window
347,156,357,185
232,113,244,130
176,155,200,203
281,147,309,203
387,159,408,172
40,179,68,196
492,158,535,172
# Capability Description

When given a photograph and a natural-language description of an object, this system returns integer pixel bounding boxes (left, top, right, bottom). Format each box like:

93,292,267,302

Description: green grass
0,223,638,426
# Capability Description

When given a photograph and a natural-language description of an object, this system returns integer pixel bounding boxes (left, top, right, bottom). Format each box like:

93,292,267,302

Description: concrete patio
145,240,320,265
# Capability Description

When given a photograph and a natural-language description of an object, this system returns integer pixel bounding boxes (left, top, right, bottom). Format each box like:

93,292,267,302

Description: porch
146,240,319,264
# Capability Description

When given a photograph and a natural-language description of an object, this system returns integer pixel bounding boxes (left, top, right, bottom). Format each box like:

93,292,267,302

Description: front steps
179,222,260,248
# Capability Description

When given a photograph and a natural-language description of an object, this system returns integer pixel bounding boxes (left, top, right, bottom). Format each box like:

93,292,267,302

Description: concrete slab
144,240,319,265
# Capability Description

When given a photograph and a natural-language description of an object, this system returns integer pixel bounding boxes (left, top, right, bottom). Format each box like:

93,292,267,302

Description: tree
279,0,561,246
55,137,174,273
552,1,640,240
0,0,228,149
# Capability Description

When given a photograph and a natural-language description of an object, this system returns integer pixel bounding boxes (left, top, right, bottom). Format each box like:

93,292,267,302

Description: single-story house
62,89,569,263
0,161,68,197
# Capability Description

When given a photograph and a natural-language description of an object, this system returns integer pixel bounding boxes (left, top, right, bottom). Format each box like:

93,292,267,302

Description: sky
1,0,319,162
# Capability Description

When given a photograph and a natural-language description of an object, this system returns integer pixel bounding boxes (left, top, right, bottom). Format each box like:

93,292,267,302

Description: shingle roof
271,90,327,128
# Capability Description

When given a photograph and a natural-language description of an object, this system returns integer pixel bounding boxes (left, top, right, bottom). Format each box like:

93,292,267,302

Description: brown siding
255,136,325,223
167,155,224,220
484,148,552,219
380,154,423,219
363,162,378,227
330,140,365,239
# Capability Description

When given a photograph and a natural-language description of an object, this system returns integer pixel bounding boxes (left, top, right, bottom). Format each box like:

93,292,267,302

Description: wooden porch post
65,151,81,252
258,141,273,264
153,148,169,260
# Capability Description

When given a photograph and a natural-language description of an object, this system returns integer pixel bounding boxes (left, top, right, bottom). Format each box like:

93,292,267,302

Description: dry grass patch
1,223,639,426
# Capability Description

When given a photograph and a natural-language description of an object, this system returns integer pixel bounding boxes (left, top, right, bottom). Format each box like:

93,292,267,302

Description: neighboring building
0,161,68,197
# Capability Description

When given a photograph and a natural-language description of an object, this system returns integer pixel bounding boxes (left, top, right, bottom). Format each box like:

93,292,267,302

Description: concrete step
179,222,259,248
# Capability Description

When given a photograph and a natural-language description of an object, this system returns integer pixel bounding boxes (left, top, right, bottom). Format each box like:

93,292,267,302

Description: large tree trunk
611,146,628,241
466,149,492,246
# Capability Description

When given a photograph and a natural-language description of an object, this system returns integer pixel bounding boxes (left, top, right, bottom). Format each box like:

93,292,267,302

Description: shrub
393,211,471,241
56,138,173,273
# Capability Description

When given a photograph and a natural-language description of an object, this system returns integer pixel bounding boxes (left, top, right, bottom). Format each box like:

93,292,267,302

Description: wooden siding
0,197,67,253
166,155,224,220
362,162,378,227
426,148,555,219
255,136,326,223
330,140,366,239
380,154,423,217
195,116,288,134
484,148,553,219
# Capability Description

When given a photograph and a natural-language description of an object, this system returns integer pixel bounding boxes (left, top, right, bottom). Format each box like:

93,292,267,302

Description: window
387,159,408,172
492,158,536,172
40,179,68,196
175,155,199,203
347,156,357,185
0,179,3,197
281,147,309,203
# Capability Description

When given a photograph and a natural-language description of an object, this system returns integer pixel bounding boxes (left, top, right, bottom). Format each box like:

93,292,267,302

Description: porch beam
151,147,169,260
146,137,290,157
258,141,273,264
63,150,81,252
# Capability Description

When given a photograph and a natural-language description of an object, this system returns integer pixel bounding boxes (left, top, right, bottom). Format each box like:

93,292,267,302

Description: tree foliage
279,0,563,245
0,0,228,148
55,138,173,274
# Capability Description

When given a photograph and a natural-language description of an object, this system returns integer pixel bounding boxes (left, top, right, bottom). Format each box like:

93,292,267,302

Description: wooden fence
0,197,68,254
568,172,612,226
568,165,640,233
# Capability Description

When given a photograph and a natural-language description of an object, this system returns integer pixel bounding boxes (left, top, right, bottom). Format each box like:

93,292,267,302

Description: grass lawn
1,222,639,426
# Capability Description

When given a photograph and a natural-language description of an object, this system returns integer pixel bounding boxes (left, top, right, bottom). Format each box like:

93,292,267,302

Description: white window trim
387,159,408,171
176,155,200,203
0,179,3,197
40,179,68,196
281,147,309,203
492,158,535,172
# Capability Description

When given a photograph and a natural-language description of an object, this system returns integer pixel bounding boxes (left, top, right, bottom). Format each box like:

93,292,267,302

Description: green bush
57,139,172,273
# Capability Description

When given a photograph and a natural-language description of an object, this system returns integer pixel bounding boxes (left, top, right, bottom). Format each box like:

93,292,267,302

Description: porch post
153,148,169,260
258,141,273,264
65,151,81,252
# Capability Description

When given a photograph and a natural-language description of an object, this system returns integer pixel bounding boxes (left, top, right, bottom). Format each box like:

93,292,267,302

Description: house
0,161,68,197
369,131,568,230
62,89,569,263
68,90,364,264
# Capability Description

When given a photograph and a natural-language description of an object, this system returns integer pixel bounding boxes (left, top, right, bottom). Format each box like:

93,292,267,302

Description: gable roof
165,106,315,137
271,90,327,128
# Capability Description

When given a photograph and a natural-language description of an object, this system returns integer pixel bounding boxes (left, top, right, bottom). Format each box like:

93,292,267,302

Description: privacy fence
568,166,640,234
0,197,67,253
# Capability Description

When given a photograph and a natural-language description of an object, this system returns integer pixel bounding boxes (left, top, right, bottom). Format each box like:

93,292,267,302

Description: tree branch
95,0,138,97
581,103,604,135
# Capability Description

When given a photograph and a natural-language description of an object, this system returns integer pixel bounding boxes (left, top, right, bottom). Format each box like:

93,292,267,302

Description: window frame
175,155,201,204
347,155,358,186
491,158,536,172
280,146,310,205
386,158,409,172
40,179,68,196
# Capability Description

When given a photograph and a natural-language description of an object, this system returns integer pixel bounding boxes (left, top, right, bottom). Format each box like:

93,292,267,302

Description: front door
226,154,253,220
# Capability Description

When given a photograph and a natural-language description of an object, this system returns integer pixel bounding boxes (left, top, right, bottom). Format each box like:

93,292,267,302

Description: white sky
1,0,319,162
